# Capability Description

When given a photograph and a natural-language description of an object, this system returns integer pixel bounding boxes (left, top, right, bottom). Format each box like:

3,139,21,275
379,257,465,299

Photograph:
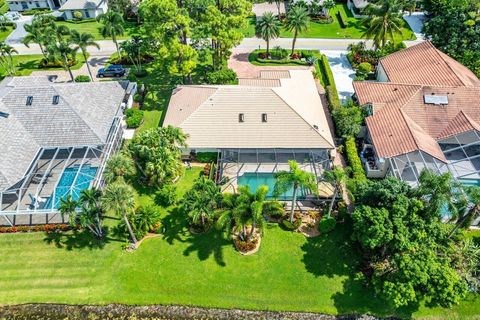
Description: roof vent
52,95,60,105
261,113,267,123
26,96,33,106
238,113,245,123
313,125,319,130
0,111,9,118
424,94,448,105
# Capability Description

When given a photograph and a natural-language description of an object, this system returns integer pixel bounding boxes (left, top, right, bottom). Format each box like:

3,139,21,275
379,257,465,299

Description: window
35,1,39,7
85,10,90,18
261,113,267,122
52,95,60,105
238,113,244,123
0,111,9,118
26,96,33,105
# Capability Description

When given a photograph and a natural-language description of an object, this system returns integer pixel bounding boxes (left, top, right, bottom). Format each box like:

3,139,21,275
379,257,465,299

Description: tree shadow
182,228,230,267
161,207,188,245
42,227,117,251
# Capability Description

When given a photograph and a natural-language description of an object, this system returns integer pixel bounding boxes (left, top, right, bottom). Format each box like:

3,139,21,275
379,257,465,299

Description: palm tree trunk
291,29,298,55
266,39,270,57
327,187,338,218
123,210,137,244
63,54,75,82
290,183,298,223
39,43,46,59
83,50,93,81
249,222,256,240
113,33,121,59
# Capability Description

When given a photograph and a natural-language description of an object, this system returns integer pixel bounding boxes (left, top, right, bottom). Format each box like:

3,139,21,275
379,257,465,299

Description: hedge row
256,58,310,66
318,55,341,110
0,224,71,234
345,137,366,181
336,10,347,29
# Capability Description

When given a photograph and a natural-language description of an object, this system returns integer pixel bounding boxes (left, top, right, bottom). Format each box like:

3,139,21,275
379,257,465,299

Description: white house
59,0,108,19
7,0,67,12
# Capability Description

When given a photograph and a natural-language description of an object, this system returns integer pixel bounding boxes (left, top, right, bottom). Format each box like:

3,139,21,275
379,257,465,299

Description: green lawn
0,54,87,78
0,167,479,318
56,20,140,40
243,4,416,41
0,26,14,41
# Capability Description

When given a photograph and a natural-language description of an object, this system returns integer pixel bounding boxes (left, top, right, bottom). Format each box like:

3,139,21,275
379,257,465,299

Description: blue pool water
237,172,309,200
459,178,480,187
44,165,98,209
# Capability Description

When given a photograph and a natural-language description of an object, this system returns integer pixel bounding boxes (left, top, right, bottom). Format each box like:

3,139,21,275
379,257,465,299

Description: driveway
252,2,286,17
403,12,426,40
5,15,33,45
322,50,355,102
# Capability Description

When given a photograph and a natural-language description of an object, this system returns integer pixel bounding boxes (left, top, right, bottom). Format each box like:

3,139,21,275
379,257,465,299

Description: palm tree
0,42,17,76
258,12,281,57
103,153,136,183
249,185,269,238
97,10,125,58
23,22,48,59
284,5,310,55
274,160,318,223
417,170,460,218
71,30,100,81
77,188,104,237
59,195,77,221
102,181,138,245
47,40,78,82
323,167,346,218
362,0,404,49
217,186,254,241
449,186,480,237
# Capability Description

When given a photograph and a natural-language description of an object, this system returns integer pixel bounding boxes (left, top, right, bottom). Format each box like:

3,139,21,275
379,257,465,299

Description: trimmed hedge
125,108,144,128
282,218,302,231
336,10,347,28
255,58,310,66
195,152,218,163
206,68,238,85
345,137,366,181
21,8,53,15
318,216,336,233
74,75,91,82
318,55,341,110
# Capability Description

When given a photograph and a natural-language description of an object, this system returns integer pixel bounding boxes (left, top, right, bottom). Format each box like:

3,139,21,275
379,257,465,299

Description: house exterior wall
376,63,389,82
8,0,50,11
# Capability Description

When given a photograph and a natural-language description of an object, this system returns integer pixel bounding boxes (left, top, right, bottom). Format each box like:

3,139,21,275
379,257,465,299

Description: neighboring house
0,76,136,226
59,0,108,19
353,41,480,187
163,70,335,200
347,0,369,17
7,0,67,12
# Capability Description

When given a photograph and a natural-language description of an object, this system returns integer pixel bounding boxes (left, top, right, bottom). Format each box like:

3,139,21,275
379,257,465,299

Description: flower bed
249,49,319,66
0,224,71,234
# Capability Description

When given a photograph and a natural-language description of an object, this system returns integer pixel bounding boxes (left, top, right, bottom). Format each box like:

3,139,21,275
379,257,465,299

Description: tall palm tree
102,181,138,245
258,12,281,57
97,10,125,58
76,188,104,238
249,185,269,238
217,186,254,241
47,40,78,82
323,167,346,218
71,30,100,81
103,153,136,184
23,22,48,59
362,0,404,49
417,170,460,219
449,186,480,237
0,42,17,76
274,160,318,223
284,5,310,55
59,195,78,221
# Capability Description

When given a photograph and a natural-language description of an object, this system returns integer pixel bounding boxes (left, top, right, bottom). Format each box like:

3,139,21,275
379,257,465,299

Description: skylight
261,113,267,122
52,95,60,105
424,94,448,105
239,113,245,123
26,96,33,106
0,111,9,118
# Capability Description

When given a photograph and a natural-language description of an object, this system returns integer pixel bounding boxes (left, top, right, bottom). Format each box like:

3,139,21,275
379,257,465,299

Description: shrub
21,8,53,15
125,108,144,128
73,11,83,20
39,58,77,68
326,85,341,110
0,224,70,233
75,75,91,82
336,11,347,28
357,62,372,76
272,46,289,59
318,54,341,110
318,216,336,233
206,68,237,85
235,237,258,252
345,137,366,181
155,184,177,207
332,101,363,138
195,152,218,163
282,218,302,231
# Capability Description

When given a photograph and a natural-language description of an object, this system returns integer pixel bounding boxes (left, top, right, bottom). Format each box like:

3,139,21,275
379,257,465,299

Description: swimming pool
44,165,98,209
459,178,480,187
237,172,309,200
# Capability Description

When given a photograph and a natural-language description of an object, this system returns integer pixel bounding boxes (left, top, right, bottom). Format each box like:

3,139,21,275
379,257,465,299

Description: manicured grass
243,4,416,41
0,26,14,41
0,54,87,78
55,20,140,40
0,0,8,14
0,167,479,319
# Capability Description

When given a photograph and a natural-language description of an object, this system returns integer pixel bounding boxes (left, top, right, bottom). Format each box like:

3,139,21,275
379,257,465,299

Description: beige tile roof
379,41,480,87
163,70,334,150
238,78,281,87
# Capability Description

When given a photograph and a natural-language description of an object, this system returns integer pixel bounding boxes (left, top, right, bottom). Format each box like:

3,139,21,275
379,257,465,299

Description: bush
73,10,83,20
282,218,302,231
318,217,336,233
345,137,366,181
234,237,258,252
332,101,363,138
74,75,91,82
195,152,218,163
21,8,53,15
0,224,70,233
318,55,341,110
326,85,341,110
357,62,372,76
39,57,77,68
125,108,144,128
206,68,238,85
336,11,347,28
155,184,177,207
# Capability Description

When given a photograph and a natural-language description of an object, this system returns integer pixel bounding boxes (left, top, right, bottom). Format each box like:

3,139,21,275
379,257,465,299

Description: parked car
97,65,126,78
4,12,20,21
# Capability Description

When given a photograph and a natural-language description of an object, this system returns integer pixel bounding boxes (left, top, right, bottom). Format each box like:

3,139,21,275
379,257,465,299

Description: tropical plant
58,194,77,221
22,15,56,59
284,5,310,54
362,0,404,49
0,41,17,76
97,10,125,57
102,181,138,245
181,176,221,231
72,188,104,238
274,160,318,223
46,39,78,82
257,11,281,57
450,186,480,237
120,35,149,74
322,167,346,218
70,30,99,80
103,152,136,184
127,205,162,238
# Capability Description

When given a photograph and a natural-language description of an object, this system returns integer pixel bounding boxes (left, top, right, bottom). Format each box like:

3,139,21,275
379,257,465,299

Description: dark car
97,65,126,78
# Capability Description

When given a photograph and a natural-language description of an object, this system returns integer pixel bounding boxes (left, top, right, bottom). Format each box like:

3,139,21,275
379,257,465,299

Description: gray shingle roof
59,0,104,10
0,76,127,190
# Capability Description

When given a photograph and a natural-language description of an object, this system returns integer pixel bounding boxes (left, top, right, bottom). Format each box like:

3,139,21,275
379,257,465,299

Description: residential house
59,0,108,19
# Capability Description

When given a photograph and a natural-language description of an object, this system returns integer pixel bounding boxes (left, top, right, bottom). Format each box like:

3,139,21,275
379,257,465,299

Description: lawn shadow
182,228,231,267
161,207,189,245
43,227,115,251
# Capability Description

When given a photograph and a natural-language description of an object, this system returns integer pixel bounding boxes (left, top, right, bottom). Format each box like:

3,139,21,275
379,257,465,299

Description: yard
0,54,87,78
55,20,140,40
0,26,14,41
0,166,479,319
242,4,416,41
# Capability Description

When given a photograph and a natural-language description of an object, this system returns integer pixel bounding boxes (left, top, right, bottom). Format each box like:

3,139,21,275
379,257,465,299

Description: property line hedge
318,55,341,110
336,10,347,29
345,137,366,181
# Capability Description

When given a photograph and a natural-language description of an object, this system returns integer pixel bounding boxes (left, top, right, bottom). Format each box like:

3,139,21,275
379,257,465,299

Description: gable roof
379,41,480,87
163,70,334,150
0,76,127,190
59,0,104,10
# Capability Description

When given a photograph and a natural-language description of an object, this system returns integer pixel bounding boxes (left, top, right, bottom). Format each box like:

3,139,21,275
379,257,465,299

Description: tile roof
163,70,334,150
379,41,480,87
59,0,104,10
0,76,127,190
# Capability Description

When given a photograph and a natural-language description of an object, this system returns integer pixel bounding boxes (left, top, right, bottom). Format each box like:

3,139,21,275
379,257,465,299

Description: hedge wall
345,137,366,181
318,55,341,110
